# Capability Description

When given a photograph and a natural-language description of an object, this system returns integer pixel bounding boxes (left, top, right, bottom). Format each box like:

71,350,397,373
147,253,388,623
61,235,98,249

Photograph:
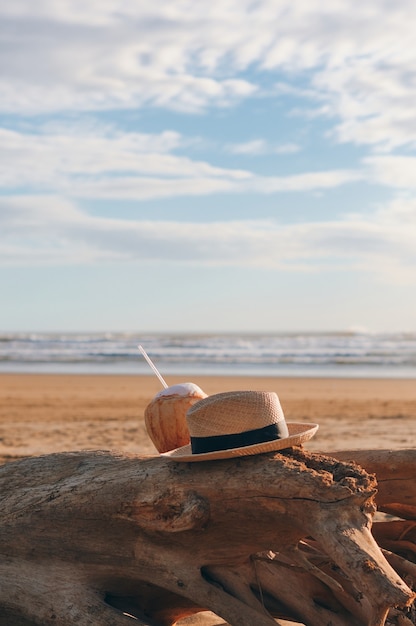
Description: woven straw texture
162,422,319,462
186,390,285,438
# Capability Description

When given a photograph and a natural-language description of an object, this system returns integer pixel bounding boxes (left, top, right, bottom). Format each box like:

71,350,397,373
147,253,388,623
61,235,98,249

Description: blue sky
1,0,416,333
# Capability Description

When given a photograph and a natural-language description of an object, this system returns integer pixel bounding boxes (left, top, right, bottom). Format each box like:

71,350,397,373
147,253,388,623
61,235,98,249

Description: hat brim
161,422,319,462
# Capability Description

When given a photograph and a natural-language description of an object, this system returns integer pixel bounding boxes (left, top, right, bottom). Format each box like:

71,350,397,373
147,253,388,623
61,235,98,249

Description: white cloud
226,139,301,155
73,169,360,199
2,194,416,283
249,170,363,193
0,2,259,114
365,156,416,189
374,195,416,225
0,125,358,199
227,139,268,155
272,143,301,155
0,125,250,189
1,0,416,152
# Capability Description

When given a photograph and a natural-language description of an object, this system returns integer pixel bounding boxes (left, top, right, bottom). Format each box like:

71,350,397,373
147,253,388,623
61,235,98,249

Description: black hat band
190,422,284,454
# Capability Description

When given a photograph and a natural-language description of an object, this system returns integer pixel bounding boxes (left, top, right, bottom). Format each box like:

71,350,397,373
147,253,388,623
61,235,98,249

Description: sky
1,0,416,333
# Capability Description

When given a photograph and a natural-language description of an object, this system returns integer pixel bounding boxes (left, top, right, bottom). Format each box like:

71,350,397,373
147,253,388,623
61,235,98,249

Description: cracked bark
0,447,415,625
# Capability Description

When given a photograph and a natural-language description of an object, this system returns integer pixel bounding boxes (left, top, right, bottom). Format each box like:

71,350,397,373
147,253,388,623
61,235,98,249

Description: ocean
1,331,416,379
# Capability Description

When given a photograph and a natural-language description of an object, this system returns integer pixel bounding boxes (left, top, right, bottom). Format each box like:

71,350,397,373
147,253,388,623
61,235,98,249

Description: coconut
144,383,207,453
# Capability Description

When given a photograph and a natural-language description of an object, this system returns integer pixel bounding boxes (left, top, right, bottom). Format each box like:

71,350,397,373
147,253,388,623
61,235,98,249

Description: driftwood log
0,448,415,626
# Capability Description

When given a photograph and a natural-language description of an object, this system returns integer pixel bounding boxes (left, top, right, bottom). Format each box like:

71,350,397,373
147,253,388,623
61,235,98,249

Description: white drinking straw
138,345,168,389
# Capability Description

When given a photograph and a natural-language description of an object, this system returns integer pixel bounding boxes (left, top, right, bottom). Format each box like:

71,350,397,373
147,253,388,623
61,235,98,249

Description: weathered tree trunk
328,449,416,519
0,448,415,626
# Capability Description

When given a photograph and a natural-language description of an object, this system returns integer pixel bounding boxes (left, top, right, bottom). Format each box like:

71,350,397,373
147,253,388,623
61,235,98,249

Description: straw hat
162,390,318,462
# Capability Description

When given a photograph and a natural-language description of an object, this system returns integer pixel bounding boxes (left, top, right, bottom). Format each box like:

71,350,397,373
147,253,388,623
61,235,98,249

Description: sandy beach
1,373,416,463
0,373,415,625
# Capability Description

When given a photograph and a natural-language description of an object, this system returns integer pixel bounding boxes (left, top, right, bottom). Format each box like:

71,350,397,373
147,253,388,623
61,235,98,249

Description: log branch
0,448,415,625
